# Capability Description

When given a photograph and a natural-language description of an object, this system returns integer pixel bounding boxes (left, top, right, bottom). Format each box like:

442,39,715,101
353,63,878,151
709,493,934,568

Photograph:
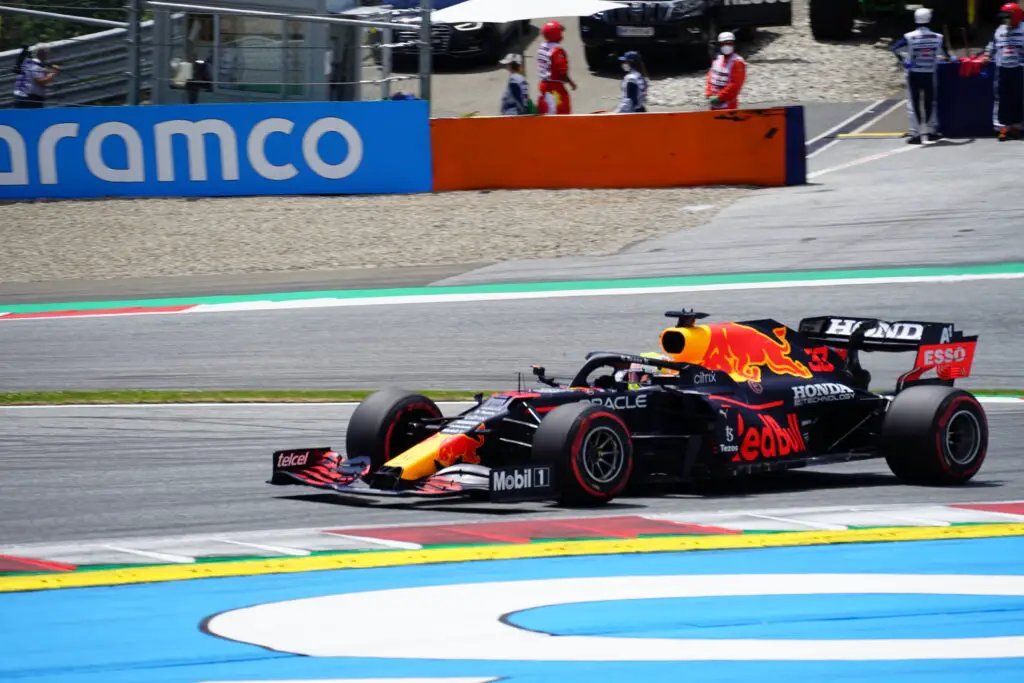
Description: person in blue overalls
615,50,648,113
890,8,951,144
499,53,531,116
11,43,59,108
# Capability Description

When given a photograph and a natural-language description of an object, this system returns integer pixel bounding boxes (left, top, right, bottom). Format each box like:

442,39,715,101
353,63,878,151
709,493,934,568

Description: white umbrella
431,0,628,24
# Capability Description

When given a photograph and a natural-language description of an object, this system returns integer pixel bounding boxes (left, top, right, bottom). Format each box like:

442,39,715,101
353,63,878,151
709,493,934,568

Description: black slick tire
532,402,634,506
345,388,442,470
881,385,988,485
810,0,856,41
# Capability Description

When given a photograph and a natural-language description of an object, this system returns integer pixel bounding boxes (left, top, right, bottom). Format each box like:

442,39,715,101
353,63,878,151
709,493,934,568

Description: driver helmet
617,351,676,389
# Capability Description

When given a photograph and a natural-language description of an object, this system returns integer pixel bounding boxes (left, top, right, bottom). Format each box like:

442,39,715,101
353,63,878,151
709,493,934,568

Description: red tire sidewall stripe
570,410,633,498
934,395,986,477
384,401,441,459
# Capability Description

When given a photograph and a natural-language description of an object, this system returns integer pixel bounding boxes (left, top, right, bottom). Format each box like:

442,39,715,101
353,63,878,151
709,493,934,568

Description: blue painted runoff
505,593,1024,640
1,536,1024,683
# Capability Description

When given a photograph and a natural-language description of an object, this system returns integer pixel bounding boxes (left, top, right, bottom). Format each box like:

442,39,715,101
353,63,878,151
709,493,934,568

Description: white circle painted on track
205,574,1024,661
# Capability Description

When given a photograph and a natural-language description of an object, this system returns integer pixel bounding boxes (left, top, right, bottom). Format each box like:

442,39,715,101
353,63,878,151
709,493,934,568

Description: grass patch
956,389,1024,397
0,390,493,406
0,387,1020,406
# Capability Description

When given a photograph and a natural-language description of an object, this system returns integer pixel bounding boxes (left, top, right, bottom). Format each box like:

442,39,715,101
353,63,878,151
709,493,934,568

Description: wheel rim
944,410,982,466
580,426,625,484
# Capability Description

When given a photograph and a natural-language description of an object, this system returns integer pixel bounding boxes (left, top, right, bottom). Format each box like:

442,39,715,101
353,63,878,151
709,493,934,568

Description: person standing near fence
11,43,59,109
705,32,745,111
615,51,648,113
536,21,576,115
499,53,533,115
890,7,950,144
983,3,1024,140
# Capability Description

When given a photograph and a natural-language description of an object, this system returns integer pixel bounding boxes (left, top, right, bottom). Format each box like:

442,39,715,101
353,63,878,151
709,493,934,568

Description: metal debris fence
0,0,432,108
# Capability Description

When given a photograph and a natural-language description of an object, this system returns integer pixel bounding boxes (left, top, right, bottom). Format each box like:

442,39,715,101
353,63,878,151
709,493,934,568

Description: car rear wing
798,316,979,383
798,316,972,351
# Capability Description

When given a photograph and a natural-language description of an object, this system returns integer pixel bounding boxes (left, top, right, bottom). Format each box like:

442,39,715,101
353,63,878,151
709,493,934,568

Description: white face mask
720,44,734,55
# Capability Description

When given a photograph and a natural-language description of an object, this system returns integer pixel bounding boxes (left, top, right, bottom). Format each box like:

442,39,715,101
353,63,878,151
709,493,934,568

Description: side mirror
532,365,546,378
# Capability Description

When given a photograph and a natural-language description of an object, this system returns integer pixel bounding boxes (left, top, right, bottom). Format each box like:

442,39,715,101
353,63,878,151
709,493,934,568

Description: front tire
882,385,988,485
345,388,442,470
532,402,634,505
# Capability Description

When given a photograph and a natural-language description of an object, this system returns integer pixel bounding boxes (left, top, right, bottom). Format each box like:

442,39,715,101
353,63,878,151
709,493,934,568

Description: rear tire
882,385,988,485
532,402,634,505
810,0,857,41
345,388,442,470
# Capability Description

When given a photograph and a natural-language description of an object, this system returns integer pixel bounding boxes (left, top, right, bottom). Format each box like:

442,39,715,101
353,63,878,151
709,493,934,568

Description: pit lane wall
432,106,806,191
0,101,805,200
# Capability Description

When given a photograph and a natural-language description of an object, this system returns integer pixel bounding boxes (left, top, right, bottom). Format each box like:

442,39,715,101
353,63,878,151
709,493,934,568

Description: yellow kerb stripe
3,523,1023,593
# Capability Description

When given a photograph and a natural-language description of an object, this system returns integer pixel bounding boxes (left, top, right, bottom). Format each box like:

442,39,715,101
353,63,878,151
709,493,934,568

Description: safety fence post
125,0,141,104
419,0,431,112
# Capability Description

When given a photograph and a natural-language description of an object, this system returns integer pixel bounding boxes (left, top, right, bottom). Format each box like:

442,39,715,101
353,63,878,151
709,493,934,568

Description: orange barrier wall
431,107,795,192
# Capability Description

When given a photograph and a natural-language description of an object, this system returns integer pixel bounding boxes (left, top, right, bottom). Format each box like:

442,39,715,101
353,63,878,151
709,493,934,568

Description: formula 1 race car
268,310,988,506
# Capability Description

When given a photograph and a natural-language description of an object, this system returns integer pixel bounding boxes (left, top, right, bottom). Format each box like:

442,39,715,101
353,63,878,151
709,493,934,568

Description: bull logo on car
666,323,813,383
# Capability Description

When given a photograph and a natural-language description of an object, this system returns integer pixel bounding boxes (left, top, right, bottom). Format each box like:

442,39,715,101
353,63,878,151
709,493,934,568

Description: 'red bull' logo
696,324,813,383
733,413,807,462
435,434,484,468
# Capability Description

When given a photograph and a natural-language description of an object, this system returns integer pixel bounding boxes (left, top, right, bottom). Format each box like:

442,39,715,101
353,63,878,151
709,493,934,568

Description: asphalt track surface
4,107,1024,547
2,402,1022,545
1,279,1021,392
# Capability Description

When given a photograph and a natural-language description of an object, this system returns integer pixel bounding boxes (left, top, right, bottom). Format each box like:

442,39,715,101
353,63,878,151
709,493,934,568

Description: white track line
949,508,1024,522
848,98,907,135
5,500,1024,566
874,513,953,527
325,533,423,550
216,539,311,557
4,270,1023,323
807,98,888,145
808,143,921,179
100,544,195,563
806,98,900,159
741,513,849,531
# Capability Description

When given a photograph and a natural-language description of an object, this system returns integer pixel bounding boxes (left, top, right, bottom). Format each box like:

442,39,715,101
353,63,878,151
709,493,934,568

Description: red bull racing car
269,310,987,506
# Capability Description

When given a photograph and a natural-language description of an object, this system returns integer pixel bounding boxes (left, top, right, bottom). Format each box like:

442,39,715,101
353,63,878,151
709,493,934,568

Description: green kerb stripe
3,262,1023,314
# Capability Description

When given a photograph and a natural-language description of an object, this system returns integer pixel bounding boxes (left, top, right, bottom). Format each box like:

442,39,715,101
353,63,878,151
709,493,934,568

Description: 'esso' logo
922,346,967,365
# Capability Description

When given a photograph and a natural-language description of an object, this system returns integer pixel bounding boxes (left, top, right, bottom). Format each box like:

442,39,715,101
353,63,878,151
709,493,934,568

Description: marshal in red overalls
536,21,576,115
705,32,746,111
